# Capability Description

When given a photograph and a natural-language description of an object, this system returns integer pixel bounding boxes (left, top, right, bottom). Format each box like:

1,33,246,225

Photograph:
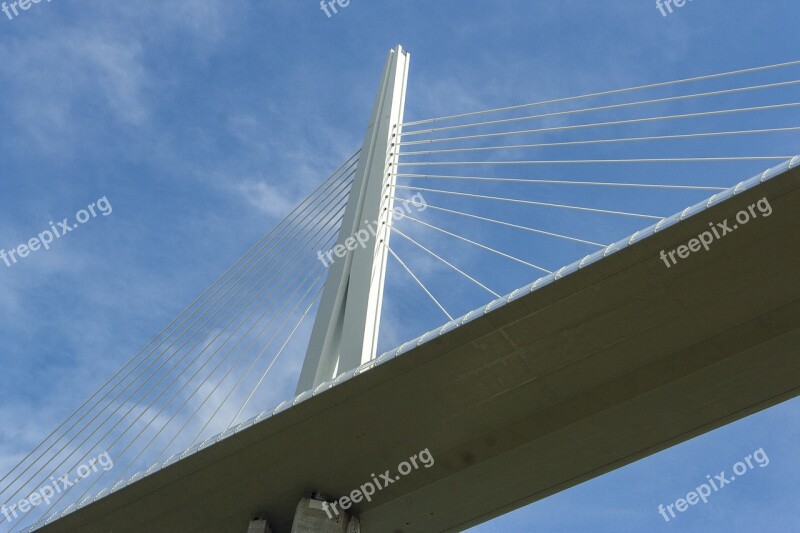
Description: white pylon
296,45,410,393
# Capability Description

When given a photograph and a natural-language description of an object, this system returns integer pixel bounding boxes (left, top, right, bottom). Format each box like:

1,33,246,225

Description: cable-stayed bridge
2,45,800,532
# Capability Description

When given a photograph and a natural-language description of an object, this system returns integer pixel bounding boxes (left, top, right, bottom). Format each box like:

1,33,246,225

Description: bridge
2,46,799,532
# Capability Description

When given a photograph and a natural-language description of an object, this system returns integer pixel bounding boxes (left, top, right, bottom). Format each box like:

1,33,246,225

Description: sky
1,0,799,531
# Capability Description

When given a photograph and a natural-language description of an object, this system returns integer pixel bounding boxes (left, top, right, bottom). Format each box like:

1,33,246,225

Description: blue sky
1,0,799,531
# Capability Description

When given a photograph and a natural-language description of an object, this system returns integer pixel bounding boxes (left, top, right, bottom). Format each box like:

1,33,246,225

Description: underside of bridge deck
41,164,800,533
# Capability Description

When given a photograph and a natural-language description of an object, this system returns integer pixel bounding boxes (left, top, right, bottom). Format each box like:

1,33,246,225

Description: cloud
232,180,297,219
0,0,239,155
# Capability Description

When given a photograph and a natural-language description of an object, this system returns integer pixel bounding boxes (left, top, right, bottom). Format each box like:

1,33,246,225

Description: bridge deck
40,162,800,532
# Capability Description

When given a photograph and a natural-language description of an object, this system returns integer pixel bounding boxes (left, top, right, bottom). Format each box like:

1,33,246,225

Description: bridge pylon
296,45,410,394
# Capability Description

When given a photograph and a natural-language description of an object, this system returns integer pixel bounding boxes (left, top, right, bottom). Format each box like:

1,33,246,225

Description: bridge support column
290,496,360,533
296,45,411,393
247,518,272,532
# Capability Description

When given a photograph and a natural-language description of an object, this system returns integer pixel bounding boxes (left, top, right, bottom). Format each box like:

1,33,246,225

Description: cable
399,79,800,136
395,157,791,166
394,185,664,220
27,203,349,527
384,242,453,321
3,177,355,519
0,159,358,510
400,59,800,127
0,151,359,496
389,225,500,298
393,174,726,191
228,284,325,428
396,126,800,157
396,102,800,146
390,197,607,247
79,263,331,506
400,214,552,274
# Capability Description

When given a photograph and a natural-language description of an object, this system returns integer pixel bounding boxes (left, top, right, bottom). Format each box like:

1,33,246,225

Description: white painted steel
296,45,411,393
